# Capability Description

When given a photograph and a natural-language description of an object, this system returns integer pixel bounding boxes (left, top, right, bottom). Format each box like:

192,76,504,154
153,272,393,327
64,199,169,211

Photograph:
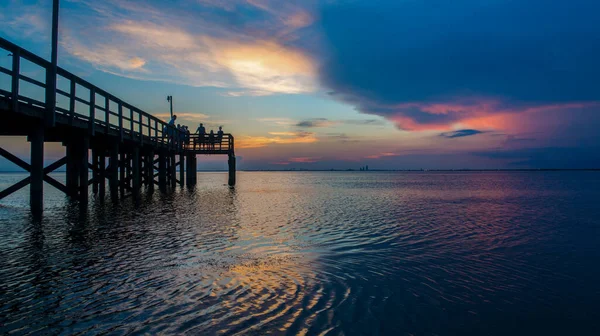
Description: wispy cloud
154,112,210,122
294,118,387,128
256,118,296,126
440,129,484,139
56,1,318,95
295,118,335,128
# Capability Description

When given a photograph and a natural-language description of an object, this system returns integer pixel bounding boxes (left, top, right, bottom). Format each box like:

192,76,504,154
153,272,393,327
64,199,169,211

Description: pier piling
29,123,44,212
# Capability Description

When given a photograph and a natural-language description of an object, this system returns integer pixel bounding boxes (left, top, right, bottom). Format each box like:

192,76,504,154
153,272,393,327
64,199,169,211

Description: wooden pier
0,37,236,213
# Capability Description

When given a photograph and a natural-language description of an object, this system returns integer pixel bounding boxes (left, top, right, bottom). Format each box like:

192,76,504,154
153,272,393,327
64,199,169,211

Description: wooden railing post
118,103,123,141
89,87,95,135
45,61,56,127
139,113,143,144
129,107,134,139
154,119,158,143
105,96,110,133
69,79,75,125
11,49,20,113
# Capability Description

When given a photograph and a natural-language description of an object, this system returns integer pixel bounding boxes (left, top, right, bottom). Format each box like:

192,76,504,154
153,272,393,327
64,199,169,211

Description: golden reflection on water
1,172,600,334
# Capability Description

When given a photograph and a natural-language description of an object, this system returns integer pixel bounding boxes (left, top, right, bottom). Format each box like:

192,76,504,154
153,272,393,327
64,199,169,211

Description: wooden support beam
43,175,68,195
170,154,176,188
109,144,119,200
66,140,79,196
0,177,31,200
125,152,131,191
186,153,196,186
30,124,44,212
79,136,89,203
92,148,99,193
99,151,106,198
179,153,184,187
0,147,31,172
228,154,236,187
132,147,140,194
147,151,154,192
119,152,126,196
44,156,66,174
158,153,167,190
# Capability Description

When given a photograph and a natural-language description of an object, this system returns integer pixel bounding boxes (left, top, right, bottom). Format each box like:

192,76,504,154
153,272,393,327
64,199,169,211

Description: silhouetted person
167,115,177,144
185,126,190,147
209,130,215,150
196,123,206,149
217,126,224,149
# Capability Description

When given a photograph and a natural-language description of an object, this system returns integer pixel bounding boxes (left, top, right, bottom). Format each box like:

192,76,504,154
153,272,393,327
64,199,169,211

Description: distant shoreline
1,169,598,173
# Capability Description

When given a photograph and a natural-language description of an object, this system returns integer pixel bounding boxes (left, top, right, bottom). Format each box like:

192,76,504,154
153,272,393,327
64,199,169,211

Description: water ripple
1,171,600,334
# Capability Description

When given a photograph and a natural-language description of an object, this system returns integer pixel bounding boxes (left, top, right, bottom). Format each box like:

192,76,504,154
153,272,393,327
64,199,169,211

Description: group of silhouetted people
166,115,225,150
195,123,224,150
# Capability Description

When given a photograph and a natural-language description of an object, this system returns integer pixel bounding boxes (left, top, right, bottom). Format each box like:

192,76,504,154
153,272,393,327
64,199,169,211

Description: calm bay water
1,171,599,335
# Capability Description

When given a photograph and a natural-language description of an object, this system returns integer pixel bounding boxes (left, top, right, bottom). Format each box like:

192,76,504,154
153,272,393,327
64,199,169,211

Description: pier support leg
119,152,126,196
79,136,89,203
125,152,131,191
99,150,106,198
186,154,196,186
170,154,176,188
158,153,167,191
109,144,119,200
179,153,184,187
30,124,44,212
228,154,236,187
92,148,99,194
66,141,79,196
132,147,141,194
148,151,154,192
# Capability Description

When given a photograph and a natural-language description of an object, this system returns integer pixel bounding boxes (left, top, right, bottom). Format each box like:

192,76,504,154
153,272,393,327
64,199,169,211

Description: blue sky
1,0,600,170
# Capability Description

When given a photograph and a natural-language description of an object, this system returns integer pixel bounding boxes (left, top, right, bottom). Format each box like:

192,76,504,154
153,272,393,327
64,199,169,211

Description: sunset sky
1,0,600,170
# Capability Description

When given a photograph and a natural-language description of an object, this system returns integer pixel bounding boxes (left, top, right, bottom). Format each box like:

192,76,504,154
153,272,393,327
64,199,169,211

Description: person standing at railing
184,126,191,148
209,130,215,150
195,123,206,149
217,126,224,150
165,115,177,144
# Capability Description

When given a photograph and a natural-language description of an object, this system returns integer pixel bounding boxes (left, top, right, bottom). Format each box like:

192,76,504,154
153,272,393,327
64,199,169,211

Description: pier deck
0,37,236,213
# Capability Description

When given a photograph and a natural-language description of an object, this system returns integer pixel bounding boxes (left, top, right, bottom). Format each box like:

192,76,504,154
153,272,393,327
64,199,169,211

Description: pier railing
0,37,183,150
184,134,234,153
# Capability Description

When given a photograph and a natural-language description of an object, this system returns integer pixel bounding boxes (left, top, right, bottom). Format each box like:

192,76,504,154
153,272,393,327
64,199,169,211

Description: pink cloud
365,152,400,159
288,157,321,163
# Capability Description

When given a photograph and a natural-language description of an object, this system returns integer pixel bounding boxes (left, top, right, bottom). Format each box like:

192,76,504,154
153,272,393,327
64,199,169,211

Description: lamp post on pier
46,0,59,126
167,95,173,119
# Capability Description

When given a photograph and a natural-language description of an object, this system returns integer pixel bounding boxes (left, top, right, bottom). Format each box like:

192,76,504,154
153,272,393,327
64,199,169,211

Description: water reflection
1,172,600,334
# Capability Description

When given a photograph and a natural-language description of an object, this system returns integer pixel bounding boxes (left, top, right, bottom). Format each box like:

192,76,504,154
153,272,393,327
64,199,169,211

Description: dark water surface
1,172,600,335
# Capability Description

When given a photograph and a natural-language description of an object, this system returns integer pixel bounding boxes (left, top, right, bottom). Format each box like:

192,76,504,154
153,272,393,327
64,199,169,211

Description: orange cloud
237,132,317,149
62,16,317,95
